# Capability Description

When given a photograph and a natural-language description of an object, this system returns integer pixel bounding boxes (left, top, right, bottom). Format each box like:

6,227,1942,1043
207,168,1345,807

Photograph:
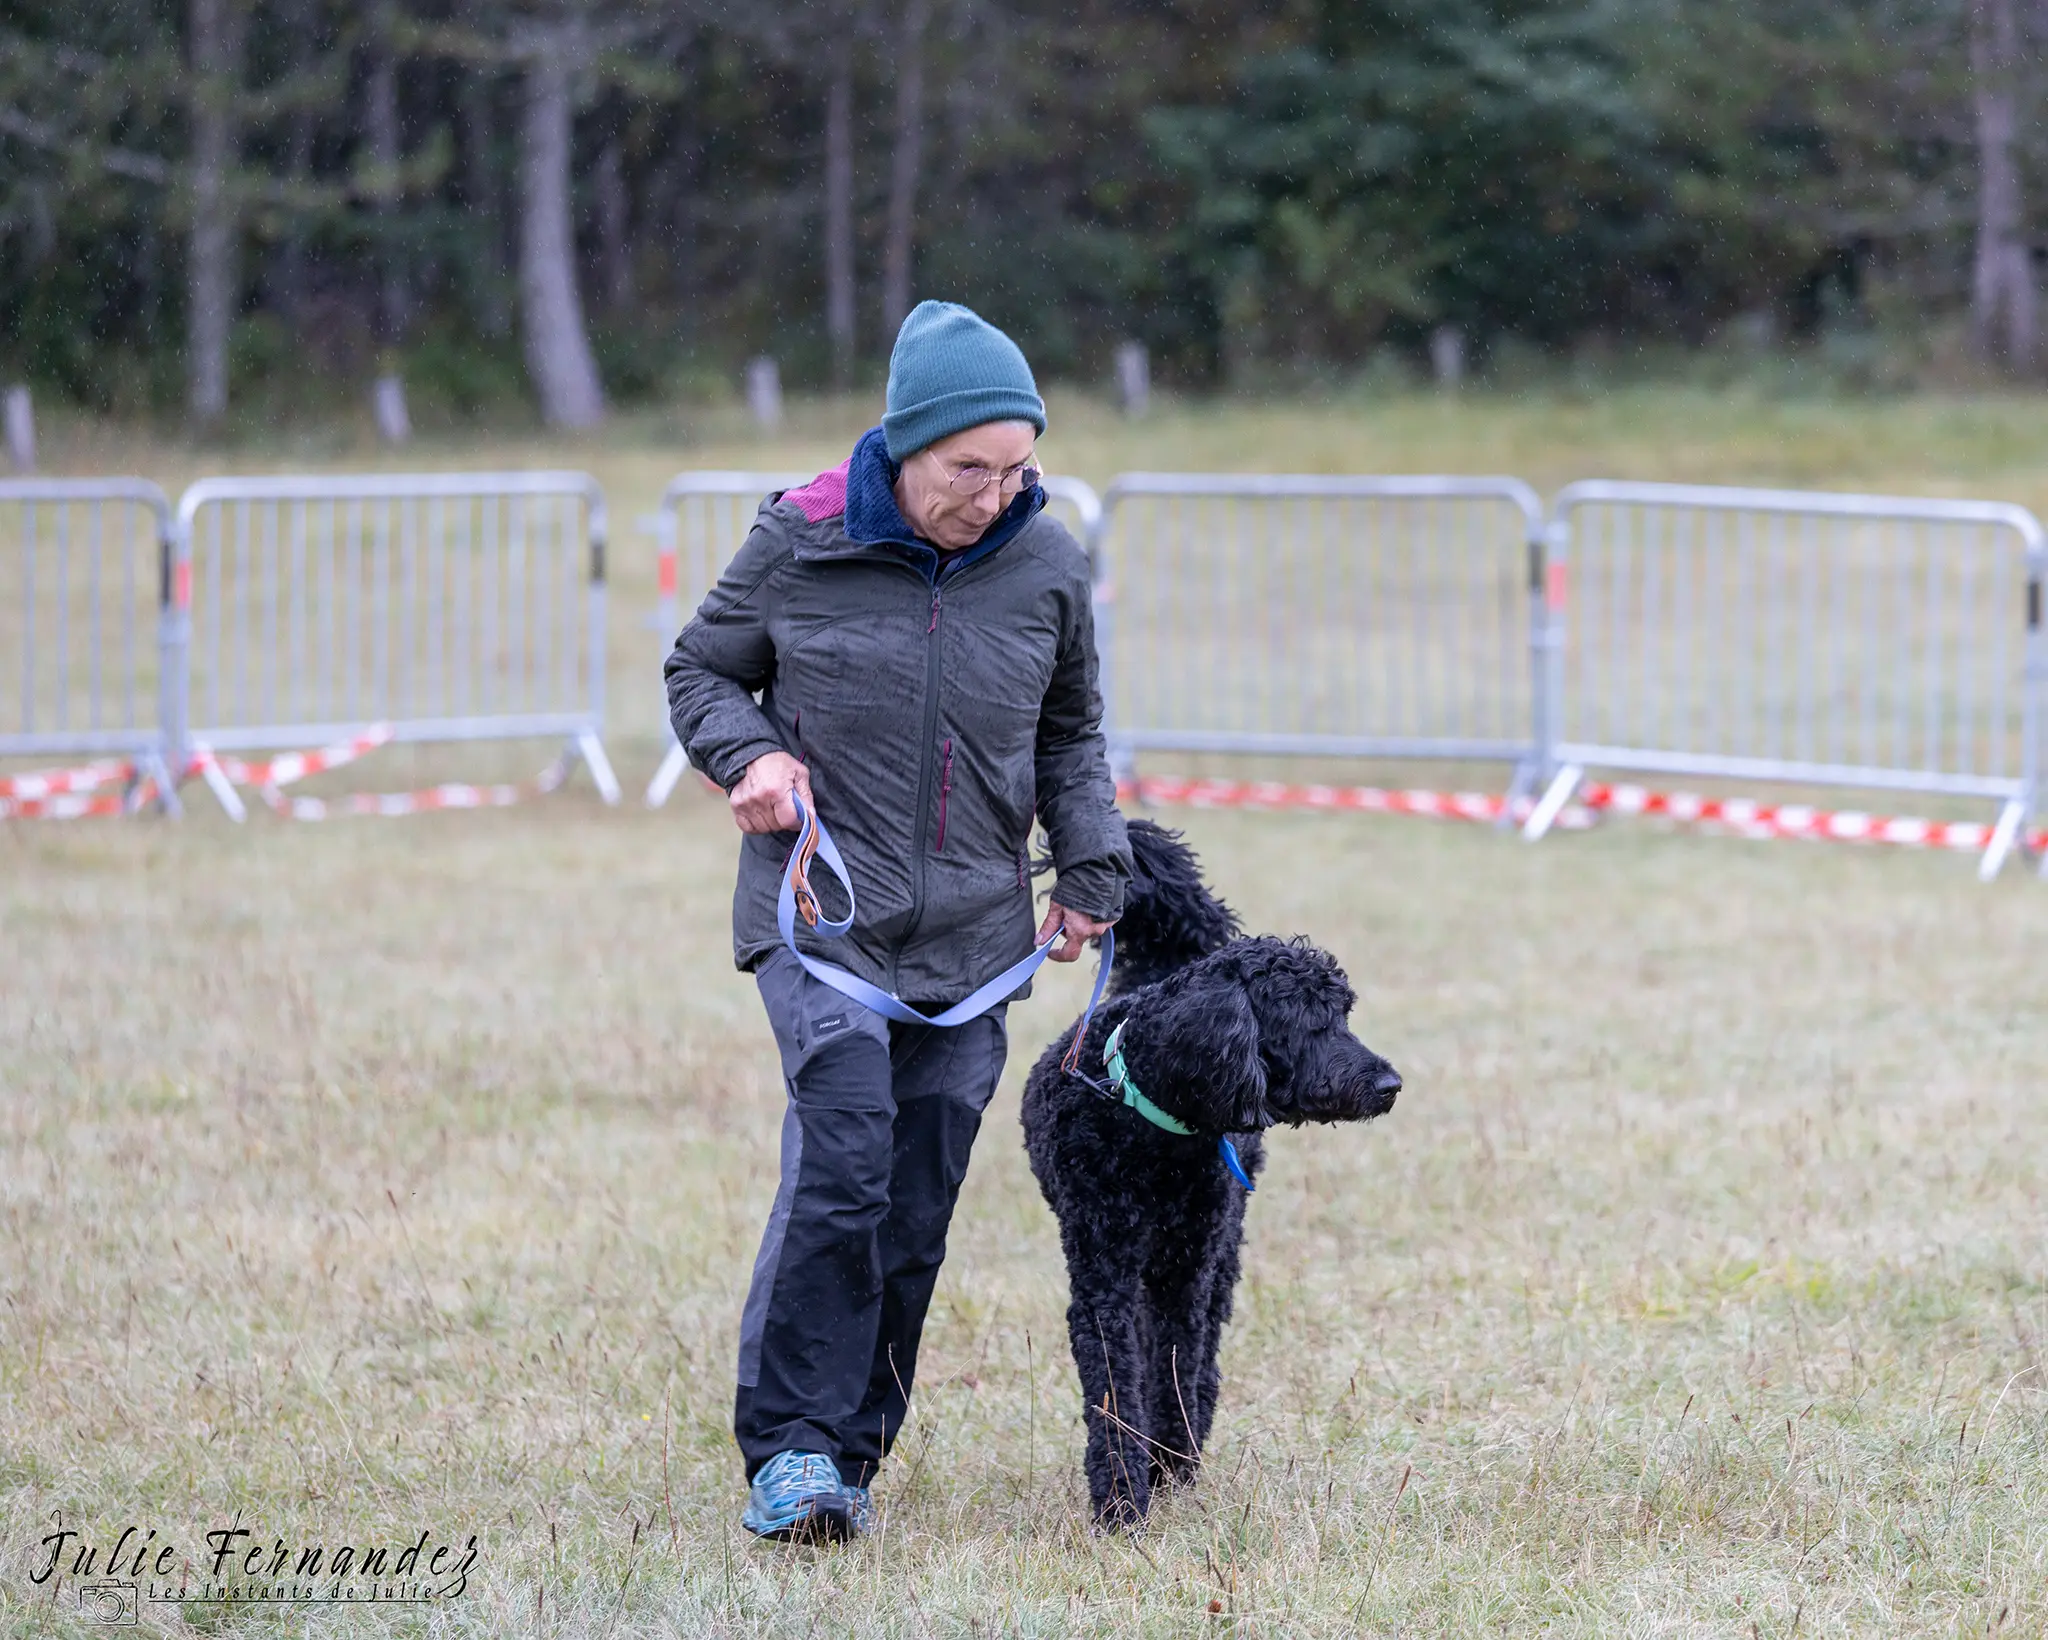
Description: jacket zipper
935,738,954,852
893,579,947,993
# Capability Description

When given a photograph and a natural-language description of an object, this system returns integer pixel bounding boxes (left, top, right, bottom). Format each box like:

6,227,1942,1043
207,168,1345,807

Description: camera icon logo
79,1583,140,1625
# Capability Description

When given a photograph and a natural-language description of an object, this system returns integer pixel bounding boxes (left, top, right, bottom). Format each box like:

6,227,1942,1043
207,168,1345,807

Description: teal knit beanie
881,300,1046,461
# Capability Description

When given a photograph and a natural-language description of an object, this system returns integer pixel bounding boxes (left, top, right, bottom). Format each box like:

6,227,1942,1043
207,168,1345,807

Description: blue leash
779,792,1115,1032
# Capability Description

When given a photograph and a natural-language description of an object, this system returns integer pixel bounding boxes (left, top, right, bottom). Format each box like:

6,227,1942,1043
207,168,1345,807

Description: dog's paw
1090,1494,1150,1534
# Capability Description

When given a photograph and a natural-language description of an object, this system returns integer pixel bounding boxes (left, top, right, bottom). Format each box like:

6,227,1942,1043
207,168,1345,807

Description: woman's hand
730,751,813,834
1037,900,1114,962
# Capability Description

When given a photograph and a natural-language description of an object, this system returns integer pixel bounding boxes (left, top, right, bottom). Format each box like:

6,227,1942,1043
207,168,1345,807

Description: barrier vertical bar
124,503,138,729
21,503,35,733
1522,508,1577,839
581,479,619,802
657,501,679,637
2028,550,2045,877
159,501,189,812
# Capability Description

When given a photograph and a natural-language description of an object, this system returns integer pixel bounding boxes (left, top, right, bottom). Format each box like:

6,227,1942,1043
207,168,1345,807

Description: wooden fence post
1115,341,1150,418
746,357,783,431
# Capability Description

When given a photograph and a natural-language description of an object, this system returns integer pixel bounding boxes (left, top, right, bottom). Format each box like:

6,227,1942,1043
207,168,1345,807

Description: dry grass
3,788,2046,1637
5,395,2048,1635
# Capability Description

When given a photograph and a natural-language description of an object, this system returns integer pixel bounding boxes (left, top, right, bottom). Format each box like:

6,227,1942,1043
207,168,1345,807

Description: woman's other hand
1036,900,1114,962
730,751,813,834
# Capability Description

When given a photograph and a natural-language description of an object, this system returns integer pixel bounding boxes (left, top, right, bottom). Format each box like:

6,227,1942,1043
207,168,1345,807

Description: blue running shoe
842,1482,877,1535
741,1451,856,1543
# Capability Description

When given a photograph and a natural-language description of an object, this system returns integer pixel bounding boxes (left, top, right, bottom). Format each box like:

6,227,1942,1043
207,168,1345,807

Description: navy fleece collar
843,425,1044,583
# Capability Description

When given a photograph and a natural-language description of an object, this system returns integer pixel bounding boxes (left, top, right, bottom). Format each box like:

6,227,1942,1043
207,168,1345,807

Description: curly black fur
1022,822,1401,1528
1036,819,1244,994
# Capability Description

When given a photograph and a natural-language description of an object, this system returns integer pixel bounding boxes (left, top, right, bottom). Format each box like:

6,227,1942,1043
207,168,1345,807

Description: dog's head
1115,935,1401,1134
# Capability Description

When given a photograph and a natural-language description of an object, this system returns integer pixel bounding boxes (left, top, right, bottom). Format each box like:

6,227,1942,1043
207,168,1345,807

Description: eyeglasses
925,451,1042,497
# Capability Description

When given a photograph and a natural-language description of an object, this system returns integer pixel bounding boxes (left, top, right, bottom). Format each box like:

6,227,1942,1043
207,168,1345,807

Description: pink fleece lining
783,461,850,523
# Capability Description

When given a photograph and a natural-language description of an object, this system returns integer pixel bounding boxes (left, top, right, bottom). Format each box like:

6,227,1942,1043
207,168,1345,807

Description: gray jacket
664,466,1130,1003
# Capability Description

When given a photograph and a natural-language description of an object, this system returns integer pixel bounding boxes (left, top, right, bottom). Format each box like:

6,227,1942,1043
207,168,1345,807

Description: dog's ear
1119,982,1267,1133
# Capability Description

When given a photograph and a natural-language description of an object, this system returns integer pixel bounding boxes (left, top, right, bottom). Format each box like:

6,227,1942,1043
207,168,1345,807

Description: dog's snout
1371,1067,1402,1098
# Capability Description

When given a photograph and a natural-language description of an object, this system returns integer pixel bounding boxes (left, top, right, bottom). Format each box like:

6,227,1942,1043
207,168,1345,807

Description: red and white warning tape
188,722,567,820
1120,775,1522,825
183,725,398,822
0,785,147,821
196,724,395,792
1119,774,2048,857
10,745,2031,853
266,760,568,820
1577,781,2048,854
6,723,562,822
0,757,136,802
0,757,162,819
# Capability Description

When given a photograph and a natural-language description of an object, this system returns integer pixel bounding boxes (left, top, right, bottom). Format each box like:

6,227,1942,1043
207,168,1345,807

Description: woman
665,300,1131,1541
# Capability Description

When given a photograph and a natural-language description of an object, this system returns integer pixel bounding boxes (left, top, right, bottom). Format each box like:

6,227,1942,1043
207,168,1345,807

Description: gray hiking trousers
734,947,1008,1484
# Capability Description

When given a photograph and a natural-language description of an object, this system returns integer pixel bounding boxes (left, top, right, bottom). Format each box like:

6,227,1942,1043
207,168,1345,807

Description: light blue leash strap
779,792,1115,1033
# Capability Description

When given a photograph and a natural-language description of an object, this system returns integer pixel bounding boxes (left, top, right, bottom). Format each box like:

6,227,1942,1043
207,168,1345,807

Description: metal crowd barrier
177,473,619,805
0,479,185,809
1042,476,1104,557
1093,474,1548,779
11,463,2047,883
1525,482,2047,879
649,471,811,645
644,469,1103,806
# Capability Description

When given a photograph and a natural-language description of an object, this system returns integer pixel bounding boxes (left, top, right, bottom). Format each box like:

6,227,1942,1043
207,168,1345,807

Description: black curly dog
1022,821,1402,1527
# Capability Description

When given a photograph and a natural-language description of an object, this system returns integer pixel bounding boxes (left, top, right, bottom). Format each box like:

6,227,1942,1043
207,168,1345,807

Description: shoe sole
745,1499,857,1545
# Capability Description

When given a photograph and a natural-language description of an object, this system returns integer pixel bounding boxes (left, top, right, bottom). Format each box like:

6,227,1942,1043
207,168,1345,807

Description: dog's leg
1187,1209,1248,1461
1140,1261,1213,1492
1066,1291,1150,1528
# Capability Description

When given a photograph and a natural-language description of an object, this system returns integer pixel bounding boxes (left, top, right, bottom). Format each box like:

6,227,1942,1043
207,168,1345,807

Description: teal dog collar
1101,1019,1257,1190
1103,1019,1197,1135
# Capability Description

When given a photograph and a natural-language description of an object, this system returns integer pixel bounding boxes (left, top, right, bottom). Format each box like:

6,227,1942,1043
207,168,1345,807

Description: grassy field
4,785,2047,1638
35,381,2048,506
5,394,2048,1636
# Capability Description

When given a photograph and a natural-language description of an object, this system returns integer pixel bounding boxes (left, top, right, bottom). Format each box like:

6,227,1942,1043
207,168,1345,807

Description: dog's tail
1102,818,1241,992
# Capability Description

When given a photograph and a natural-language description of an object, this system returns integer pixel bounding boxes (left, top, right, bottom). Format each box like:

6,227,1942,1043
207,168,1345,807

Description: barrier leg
1499,757,1539,830
576,729,623,806
1979,797,2024,883
646,739,690,809
1520,762,1582,843
190,748,249,822
136,751,182,819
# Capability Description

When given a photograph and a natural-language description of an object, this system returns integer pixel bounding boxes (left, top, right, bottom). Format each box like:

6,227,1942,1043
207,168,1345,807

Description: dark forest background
4,0,2045,431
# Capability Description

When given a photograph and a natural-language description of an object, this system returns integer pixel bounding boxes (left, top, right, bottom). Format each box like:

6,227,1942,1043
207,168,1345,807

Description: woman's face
894,420,1039,551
